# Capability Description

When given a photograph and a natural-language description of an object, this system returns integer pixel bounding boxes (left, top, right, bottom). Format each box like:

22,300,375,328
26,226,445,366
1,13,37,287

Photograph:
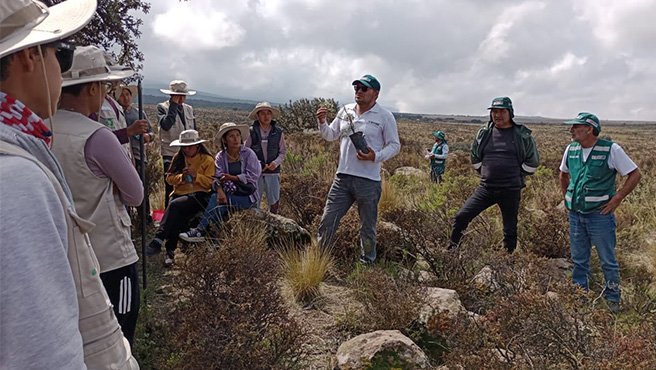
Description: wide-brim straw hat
216,122,250,143
0,0,96,59
248,101,280,120
62,45,134,87
114,84,137,101
170,129,208,147
160,80,196,96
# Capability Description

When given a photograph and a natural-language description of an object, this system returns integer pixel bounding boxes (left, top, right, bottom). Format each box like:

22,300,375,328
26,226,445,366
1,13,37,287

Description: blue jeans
198,193,256,231
317,174,382,263
569,210,620,302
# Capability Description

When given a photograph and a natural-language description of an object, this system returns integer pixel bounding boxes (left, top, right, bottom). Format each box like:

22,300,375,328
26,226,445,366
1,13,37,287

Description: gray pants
318,174,382,263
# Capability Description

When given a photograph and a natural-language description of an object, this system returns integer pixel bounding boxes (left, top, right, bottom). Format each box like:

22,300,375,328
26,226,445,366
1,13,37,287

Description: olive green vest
564,139,617,213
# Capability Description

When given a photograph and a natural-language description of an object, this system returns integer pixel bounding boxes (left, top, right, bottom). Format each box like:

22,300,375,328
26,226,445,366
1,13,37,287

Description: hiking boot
607,300,620,314
179,228,206,243
146,239,162,257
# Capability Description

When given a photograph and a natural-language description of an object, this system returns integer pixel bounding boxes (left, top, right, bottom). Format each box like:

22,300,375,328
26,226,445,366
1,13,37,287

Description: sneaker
607,300,620,314
179,228,206,243
145,239,162,256
163,257,174,267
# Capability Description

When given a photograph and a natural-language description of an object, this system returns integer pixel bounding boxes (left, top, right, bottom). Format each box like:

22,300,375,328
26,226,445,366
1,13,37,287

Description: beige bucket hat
160,80,196,96
170,129,208,147
248,101,281,120
0,0,96,58
61,45,134,87
114,84,137,101
216,122,250,143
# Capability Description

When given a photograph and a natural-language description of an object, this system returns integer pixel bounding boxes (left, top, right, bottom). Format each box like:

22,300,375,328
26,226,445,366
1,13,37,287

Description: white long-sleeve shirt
319,102,400,181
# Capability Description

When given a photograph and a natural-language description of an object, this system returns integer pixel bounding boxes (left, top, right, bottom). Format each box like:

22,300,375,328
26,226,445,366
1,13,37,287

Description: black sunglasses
45,41,76,73
353,85,369,92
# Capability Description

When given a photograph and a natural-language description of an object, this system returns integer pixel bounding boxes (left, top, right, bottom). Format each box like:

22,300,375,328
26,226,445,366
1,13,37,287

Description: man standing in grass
559,112,641,313
448,97,539,253
315,74,401,265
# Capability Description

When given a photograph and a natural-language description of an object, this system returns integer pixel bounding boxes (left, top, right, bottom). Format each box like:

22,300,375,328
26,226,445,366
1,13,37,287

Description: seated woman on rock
146,130,214,265
179,122,262,243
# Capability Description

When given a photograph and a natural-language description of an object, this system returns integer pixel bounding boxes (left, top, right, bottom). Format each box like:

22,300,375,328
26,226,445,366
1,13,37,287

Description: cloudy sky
137,0,656,121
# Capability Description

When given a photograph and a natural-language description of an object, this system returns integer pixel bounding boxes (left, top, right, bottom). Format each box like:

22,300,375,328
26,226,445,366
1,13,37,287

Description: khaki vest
99,95,132,157
52,110,139,273
0,141,139,370
157,101,195,157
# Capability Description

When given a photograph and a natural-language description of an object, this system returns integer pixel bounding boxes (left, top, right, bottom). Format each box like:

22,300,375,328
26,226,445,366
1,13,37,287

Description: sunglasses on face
46,41,76,73
353,85,369,92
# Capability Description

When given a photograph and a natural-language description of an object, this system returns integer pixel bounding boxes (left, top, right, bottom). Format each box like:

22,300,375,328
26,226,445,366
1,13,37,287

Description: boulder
394,166,427,178
472,265,500,292
247,208,312,246
418,287,466,324
335,330,430,370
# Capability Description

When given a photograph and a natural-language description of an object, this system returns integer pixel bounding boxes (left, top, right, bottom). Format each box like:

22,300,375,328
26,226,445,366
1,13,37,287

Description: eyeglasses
353,85,369,92
46,41,76,73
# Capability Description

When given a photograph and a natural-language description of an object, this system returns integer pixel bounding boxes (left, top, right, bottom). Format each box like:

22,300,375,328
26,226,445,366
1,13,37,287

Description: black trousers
450,186,521,253
155,191,211,257
100,262,140,348
162,156,173,208
135,159,151,224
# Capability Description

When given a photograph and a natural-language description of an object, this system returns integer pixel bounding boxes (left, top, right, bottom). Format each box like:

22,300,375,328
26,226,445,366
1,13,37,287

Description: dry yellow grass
279,243,334,304
378,175,399,215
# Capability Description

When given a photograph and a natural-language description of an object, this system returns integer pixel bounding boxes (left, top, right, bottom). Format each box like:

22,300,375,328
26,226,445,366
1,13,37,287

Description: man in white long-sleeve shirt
315,74,401,265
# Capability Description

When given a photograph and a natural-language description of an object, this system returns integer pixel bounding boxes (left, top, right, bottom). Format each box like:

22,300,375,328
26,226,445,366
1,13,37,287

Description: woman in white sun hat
0,0,138,369
146,129,214,266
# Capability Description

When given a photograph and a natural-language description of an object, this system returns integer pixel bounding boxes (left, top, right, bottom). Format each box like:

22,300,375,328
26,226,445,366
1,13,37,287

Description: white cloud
134,0,656,120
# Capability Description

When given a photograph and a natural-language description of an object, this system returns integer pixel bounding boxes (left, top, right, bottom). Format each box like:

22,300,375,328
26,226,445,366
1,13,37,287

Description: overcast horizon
136,0,656,121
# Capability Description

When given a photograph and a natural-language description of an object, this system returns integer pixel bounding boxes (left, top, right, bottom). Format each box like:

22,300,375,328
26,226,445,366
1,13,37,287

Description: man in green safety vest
559,112,642,314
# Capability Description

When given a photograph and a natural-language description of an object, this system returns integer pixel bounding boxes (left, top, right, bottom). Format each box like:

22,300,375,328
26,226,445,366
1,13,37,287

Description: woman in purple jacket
179,122,262,242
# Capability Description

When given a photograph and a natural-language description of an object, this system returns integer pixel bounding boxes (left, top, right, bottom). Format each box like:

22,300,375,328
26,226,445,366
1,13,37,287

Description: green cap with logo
432,130,447,143
352,74,381,91
564,112,601,134
487,96,514,118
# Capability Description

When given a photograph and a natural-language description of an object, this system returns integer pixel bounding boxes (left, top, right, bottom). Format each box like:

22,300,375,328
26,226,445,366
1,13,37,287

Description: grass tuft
279,242,334,304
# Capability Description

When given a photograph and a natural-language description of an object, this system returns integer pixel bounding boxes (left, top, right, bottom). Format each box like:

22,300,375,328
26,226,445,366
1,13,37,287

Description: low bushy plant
279,243,334,304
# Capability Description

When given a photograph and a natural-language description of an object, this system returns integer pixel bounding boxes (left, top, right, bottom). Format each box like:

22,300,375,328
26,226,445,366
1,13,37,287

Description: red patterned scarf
0,92,52,146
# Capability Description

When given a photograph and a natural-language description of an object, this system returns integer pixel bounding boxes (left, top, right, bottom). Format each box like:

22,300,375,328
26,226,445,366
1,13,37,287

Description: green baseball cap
564,112,601,133
352,74,381,91
487,96,514,118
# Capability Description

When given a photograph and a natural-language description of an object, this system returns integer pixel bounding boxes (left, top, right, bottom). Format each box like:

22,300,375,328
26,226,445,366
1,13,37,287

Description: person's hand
170,95,184,105
264,163,277,171
356,146,375,161
183,167,197,179
126,119,149,137
219,173,239,182
599,194,623,215
217,189,227,204
144,133,153,143
316,106,328,124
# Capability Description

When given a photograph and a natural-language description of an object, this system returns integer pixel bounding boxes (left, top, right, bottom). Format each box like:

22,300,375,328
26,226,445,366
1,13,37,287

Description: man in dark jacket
448,97,539,253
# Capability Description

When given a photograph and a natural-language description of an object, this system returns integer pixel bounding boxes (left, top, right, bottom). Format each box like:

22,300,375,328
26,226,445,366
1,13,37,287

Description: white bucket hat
216,122,250,144
248,101,281,120
61,45,134,87
0,0,96,58
160,80,196,96
114,84,137,101
170,129,207,147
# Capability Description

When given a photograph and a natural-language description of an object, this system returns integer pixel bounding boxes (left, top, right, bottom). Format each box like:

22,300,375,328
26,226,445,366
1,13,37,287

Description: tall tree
45,0,151,72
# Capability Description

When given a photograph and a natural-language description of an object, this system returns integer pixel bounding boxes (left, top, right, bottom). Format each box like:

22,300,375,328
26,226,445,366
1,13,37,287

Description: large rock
335,330,430,370
394,166,427,178
472,265,500,292
247,208,312,246
418,287,466,323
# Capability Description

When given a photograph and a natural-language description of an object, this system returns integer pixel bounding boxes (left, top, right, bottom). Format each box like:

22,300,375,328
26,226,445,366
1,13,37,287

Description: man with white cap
0,0,138,368
559,112,641,313
52,45,144,347
245,101,287,214
158,79,196,207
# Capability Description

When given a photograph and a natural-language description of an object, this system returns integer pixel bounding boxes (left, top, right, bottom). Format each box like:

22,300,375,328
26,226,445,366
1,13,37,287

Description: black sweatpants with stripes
100,262,140,348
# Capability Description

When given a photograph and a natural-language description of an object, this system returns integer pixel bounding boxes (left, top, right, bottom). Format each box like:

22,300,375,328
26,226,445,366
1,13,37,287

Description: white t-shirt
559,142,637,176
